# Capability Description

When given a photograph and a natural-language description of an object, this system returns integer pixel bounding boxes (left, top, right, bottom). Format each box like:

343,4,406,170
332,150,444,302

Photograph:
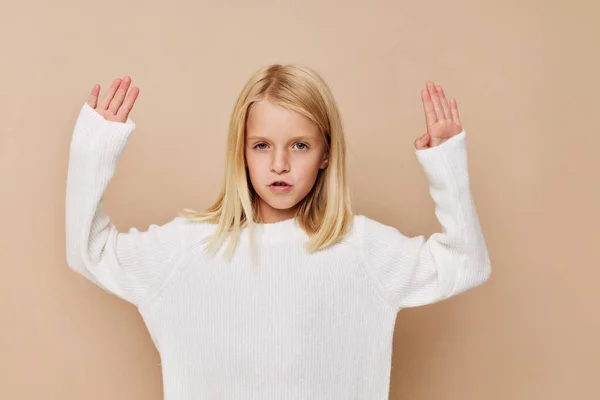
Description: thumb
414,132,429,149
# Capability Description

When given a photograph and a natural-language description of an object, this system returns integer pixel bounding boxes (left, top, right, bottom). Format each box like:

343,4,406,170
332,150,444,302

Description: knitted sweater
65,102,491,400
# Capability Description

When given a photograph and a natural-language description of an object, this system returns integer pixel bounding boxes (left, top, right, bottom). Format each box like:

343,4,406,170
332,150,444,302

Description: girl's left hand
415,81,463,149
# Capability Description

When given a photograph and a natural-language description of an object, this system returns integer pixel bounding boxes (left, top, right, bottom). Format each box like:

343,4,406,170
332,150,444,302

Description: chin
260,196,299,210
267,201,299,210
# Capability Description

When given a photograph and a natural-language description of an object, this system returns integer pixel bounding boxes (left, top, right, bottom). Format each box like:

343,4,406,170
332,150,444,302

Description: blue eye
253,142,308,150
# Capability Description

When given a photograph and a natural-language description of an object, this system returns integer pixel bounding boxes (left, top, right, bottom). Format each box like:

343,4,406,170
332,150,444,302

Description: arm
358,81,491,313
65,80,184,307
358,129,491,313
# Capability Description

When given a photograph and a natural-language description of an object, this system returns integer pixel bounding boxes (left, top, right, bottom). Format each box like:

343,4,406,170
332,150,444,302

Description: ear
319,153,329,169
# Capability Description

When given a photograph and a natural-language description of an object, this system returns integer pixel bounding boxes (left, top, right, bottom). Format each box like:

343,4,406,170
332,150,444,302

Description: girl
65,64,491,399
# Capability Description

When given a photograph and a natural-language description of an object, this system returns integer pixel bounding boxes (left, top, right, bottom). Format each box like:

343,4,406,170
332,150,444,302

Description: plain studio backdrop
0,0,597,399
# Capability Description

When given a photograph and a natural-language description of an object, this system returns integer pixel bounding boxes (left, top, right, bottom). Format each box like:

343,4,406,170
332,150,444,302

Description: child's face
245,99,329,224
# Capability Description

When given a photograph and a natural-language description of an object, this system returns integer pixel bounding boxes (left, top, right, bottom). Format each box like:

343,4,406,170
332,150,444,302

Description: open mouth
270,180,291,187
269,181,293,191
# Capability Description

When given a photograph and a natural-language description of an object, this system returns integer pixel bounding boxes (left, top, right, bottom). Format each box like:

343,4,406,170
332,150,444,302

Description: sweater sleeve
65,102,184,307
358,130,491,312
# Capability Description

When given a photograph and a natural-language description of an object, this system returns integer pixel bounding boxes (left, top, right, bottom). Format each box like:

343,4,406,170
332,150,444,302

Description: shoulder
159,216,218,252
343,214,422,256
342,214,399,246
125,216,216,247
173,215,218,235
349,214,398,234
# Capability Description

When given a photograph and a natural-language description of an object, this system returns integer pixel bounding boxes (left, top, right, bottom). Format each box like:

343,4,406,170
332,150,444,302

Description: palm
86,76,139,123
415,81,463,149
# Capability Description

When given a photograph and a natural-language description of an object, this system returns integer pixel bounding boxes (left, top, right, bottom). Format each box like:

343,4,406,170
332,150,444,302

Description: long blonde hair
178,63,354,261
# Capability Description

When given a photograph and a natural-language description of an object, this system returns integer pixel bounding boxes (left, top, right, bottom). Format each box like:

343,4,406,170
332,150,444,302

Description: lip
269,181,293,193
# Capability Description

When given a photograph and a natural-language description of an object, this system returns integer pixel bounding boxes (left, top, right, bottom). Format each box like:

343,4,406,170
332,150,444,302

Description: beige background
1,0,598,399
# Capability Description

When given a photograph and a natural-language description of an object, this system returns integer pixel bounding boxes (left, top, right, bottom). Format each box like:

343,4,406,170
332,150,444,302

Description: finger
450,98,461,127
414,133,429,149
436,85,452,120
116,86,140,122
108,76,131,115
100,78,122,110
421,88,437,131
426,81,444,121
87,84,100,108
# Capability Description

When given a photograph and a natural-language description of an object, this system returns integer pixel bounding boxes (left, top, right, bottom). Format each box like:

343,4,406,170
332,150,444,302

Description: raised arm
65,77,184,307
357,82,491,313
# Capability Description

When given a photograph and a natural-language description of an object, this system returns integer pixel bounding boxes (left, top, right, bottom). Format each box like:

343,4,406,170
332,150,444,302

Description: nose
270,149,290,174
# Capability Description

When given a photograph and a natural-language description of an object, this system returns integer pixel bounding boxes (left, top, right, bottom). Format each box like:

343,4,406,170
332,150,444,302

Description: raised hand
415,81,463,149
86,76,139,123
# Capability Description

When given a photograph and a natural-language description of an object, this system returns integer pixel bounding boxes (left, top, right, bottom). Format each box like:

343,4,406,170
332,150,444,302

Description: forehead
246,100,319,139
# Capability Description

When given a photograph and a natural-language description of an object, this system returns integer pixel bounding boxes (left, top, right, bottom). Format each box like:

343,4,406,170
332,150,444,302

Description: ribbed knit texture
65,102,491,399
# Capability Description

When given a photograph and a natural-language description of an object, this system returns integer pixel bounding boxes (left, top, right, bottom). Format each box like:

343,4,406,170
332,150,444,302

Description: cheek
245,154,266,179
247,156,262,166
296,157,323,179
244,151,256,168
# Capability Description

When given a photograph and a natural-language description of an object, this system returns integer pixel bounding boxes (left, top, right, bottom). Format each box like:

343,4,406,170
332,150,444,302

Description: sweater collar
250,217,309,243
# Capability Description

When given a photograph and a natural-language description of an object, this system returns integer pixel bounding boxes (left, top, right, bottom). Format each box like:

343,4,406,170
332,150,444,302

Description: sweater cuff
69,102,136,158
414,129,469,191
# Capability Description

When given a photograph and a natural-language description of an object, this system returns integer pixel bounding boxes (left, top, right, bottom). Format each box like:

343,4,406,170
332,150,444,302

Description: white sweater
65,102,491,400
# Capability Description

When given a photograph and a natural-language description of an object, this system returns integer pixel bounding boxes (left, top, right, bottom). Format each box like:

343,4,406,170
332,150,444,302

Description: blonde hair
178,63,354,261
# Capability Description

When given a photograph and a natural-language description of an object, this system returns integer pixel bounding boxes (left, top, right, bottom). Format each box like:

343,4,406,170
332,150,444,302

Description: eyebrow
246,135,316,142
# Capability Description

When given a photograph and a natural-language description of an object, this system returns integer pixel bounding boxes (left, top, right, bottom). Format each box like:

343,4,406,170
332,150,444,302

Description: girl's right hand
86,76,139,123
